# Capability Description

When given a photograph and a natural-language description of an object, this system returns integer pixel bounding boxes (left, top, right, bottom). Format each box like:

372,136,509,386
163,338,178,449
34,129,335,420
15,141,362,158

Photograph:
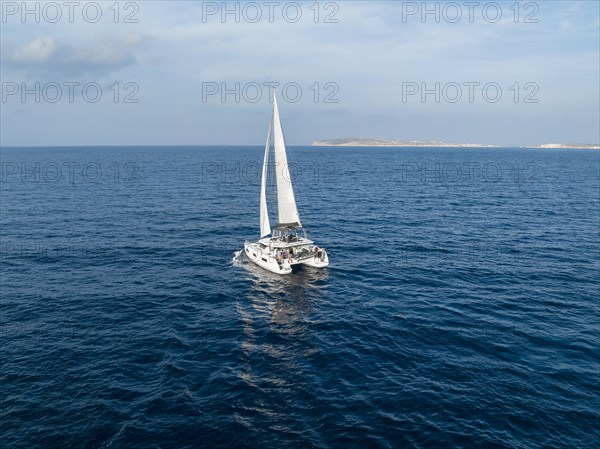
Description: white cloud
13,36,56,63
4,33,148,77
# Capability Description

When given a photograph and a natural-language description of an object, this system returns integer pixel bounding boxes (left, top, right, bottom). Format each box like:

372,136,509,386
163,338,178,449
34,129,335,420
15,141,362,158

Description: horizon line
2,144,599,150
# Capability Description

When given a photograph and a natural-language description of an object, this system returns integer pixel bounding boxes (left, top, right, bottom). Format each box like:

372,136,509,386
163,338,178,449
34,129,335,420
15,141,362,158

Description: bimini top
275,223,302,230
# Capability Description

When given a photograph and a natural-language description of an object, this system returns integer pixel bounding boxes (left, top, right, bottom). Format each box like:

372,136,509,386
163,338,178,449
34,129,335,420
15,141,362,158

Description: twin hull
244,240,329,275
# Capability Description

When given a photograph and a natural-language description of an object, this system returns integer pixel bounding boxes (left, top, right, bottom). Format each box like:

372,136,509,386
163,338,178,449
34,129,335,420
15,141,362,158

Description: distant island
536,143,600,149
311,138,600,149
311,138,494,147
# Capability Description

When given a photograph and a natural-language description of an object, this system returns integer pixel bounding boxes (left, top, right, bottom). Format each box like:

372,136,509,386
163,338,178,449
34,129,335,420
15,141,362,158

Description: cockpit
272,226,308,242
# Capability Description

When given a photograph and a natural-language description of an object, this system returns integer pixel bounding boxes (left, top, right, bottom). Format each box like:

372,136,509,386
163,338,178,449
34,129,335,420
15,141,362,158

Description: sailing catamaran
244,89,329,275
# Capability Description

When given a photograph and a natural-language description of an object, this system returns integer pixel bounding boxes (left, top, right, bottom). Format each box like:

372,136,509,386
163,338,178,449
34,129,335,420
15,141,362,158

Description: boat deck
245,238,327,268
259,236,314,249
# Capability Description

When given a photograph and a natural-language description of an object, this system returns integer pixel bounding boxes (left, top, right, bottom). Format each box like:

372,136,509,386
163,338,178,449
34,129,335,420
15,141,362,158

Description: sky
1,0,599,147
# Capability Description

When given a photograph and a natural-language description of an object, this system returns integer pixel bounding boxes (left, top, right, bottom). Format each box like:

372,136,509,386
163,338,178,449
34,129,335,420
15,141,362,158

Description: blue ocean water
1,146,599,448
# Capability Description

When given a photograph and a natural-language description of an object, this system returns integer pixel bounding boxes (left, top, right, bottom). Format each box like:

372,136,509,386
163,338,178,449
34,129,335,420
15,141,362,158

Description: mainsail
260,113,272,238
272,91,302,227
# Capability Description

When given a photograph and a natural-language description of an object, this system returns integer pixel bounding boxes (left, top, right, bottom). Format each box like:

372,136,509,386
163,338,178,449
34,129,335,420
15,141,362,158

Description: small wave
232,249,244,267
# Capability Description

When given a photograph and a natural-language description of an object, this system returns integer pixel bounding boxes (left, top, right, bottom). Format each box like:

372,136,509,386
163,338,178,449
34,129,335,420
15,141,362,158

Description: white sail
272,91,302,227
260,114,272,237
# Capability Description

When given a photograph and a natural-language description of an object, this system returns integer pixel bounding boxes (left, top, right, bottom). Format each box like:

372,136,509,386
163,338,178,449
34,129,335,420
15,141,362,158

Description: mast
272,89,302,228
260,109,272,238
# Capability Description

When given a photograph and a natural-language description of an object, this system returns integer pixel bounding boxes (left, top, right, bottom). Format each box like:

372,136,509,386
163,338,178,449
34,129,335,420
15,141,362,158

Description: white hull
244,238,328,275
244,241,292,274
301,253,330,268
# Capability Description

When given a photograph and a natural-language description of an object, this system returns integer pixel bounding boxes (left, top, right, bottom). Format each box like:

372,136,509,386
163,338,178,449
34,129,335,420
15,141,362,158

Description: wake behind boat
244,89,329,275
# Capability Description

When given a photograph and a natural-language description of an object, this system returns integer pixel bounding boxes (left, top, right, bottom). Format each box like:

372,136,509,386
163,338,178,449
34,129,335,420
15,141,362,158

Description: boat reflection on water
238,256,328,341
232,256,329,430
